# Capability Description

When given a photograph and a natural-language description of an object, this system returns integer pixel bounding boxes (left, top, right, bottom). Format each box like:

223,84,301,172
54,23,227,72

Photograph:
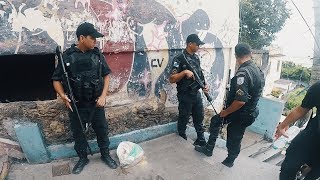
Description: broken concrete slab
0,138,24,159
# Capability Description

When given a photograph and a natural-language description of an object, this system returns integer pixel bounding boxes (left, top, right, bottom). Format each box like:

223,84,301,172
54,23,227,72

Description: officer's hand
96,96,106,107
203,84,209,94
275,124,289,140
184,70,194,79
219,110,228,118
61,94,73,112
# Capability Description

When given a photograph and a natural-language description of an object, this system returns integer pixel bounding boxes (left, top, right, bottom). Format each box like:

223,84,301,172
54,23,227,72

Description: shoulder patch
237,77,244,85
236,89,244,96
173,61,179,68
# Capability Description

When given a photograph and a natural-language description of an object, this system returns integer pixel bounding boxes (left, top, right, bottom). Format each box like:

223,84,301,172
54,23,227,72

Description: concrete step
241,140,273,157
263,151,285,166
186,126,285,167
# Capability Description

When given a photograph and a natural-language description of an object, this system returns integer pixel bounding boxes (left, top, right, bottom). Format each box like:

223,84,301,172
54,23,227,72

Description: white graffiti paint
6,2,64,52
75,0,90,11
104,20,133,42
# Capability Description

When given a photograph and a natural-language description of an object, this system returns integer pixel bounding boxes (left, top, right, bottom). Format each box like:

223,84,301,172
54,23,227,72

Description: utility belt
236,108,259,118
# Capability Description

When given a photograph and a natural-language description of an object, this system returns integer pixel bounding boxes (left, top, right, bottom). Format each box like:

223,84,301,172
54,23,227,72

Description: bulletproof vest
176,52,204,94
242,64,265,110
227,62,265,112
66,53,103,102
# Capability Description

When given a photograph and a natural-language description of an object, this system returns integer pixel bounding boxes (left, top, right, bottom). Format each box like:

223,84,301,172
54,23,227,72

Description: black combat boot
221,156,236,167
72,157,89,174
193,132,206,146
178,133,187,140
100,148,118,169
194,143,215,157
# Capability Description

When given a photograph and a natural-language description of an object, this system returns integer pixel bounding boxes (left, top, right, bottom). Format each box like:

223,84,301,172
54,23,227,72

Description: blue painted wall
248,97,285,140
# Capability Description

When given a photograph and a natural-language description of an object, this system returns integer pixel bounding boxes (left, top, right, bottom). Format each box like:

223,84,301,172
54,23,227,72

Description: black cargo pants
208,111,256,158
177,91,204,136
69,106,110,157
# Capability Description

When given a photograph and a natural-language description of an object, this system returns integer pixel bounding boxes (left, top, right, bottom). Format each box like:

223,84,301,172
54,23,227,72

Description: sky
273,0,315,67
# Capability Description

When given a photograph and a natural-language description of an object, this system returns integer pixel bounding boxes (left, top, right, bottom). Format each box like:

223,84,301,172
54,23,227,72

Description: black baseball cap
76,22,104,38
186,34,205,45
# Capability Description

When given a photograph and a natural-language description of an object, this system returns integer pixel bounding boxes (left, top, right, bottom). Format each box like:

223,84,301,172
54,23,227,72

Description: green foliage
281,61,311,83
271,88,282,98
285,87,307,110
239,0,291,49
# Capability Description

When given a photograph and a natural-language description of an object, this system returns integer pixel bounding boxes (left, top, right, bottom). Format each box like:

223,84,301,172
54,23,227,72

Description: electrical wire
290,0,320,52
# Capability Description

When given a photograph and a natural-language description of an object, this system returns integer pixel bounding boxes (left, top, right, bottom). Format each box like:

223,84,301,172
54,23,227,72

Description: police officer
169,34,209,147
195,43,265,167
275,81,320,180
52,22,118,174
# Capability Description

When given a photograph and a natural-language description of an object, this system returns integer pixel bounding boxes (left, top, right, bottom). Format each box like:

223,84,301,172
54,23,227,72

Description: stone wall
0,99,179,145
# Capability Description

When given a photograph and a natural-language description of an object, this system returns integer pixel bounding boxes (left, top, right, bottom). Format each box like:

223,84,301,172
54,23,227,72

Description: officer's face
80,35,97,50
189,42,200,52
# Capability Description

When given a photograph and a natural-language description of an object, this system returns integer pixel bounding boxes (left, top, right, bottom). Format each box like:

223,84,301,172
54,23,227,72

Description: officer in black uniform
195,43,265,167
169,34,209,147
52,22,118,174
276,81,320,180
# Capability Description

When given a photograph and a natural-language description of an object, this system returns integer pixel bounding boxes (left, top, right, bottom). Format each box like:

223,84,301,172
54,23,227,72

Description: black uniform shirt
52,44,111,81
170,50,205,93
228,60,265,112
301,81,320,116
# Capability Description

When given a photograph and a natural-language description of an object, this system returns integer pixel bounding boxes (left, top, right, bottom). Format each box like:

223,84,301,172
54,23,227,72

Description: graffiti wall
0,0,239,108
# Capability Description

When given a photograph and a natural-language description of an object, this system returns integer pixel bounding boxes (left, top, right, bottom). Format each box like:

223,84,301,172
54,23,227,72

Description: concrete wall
263,57,282,95
251,47,284,96
263,46,285,96
0,0,239,144
0,0,239,105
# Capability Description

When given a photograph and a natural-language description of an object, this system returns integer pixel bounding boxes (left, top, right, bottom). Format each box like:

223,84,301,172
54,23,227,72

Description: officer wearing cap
169,34,209,147
52,22,118,174
195,43,265,167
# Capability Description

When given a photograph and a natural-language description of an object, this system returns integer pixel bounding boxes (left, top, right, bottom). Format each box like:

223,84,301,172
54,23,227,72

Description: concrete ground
8,133,280,180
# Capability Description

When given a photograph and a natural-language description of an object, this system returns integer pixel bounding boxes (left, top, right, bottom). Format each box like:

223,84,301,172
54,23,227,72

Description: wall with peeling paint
1,0,239,105
0,0,239,144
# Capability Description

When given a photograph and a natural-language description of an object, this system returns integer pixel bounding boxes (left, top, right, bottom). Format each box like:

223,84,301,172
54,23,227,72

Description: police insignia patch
237,77,244,85
173,61,179,68
236,89,244,96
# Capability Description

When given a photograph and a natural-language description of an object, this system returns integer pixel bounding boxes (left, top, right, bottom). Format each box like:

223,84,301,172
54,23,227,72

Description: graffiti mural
0,0,239,106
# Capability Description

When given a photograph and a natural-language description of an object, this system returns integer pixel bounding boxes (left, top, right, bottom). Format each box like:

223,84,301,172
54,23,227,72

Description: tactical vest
177,52,204,94
227,62,265,113
65,52,103,102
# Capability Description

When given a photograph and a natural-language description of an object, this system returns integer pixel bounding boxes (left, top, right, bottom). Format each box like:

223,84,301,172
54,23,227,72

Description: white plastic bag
273,125,300,149
116,141,144,168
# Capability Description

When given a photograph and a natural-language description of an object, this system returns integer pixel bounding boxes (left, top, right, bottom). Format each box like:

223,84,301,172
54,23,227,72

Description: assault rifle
56,46,93,156
224,69,231,110
220,69,231,127
181,53,218,115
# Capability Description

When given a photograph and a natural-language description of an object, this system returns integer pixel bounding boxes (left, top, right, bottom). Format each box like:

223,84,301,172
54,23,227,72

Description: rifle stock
56,46,93,156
